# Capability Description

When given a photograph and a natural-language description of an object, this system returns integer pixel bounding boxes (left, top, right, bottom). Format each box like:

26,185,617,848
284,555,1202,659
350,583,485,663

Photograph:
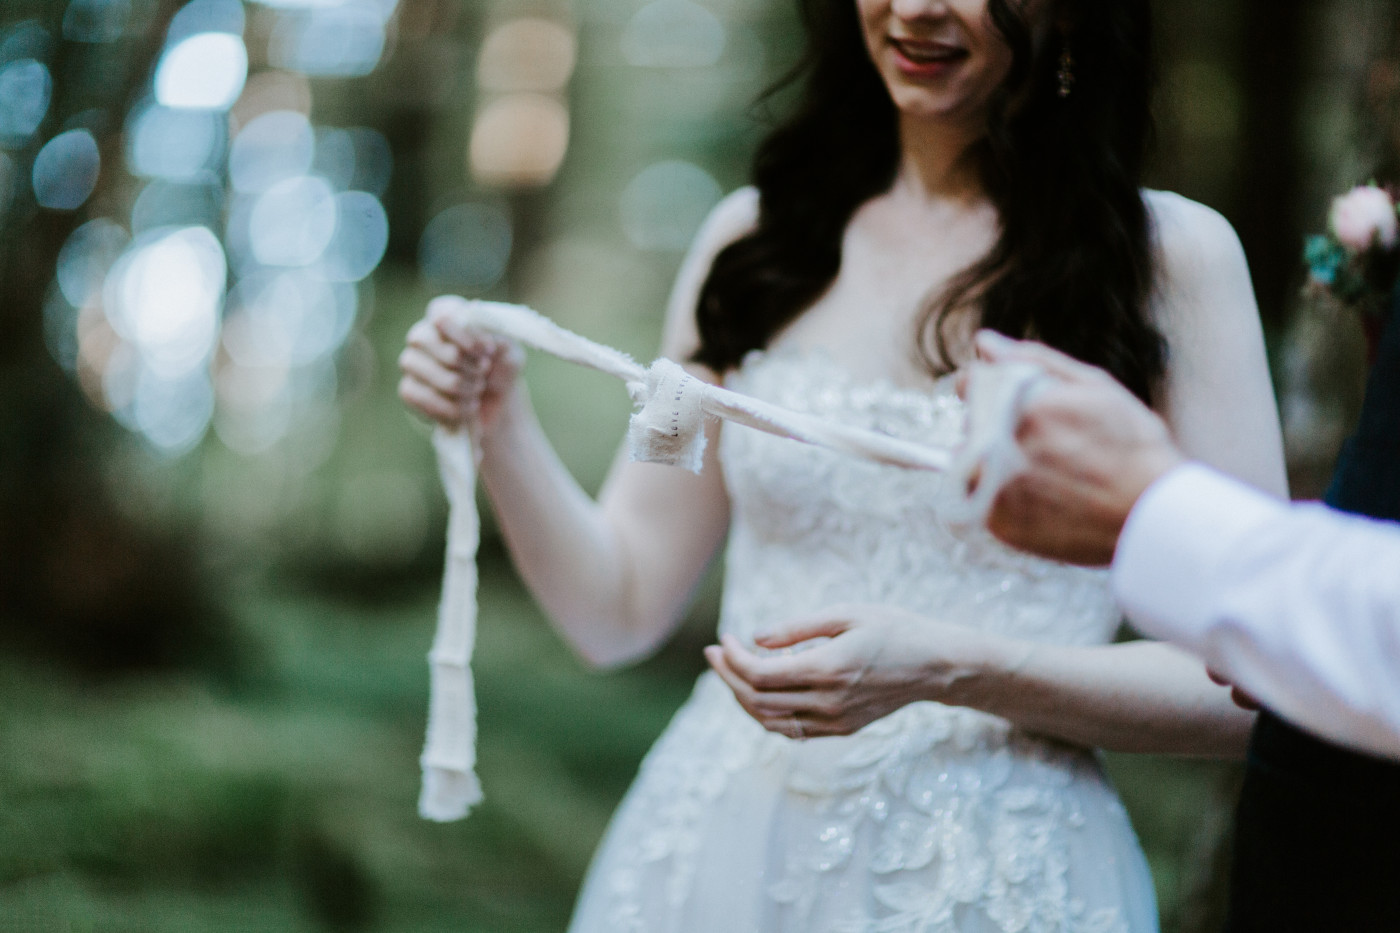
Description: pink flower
1330,185,1399,252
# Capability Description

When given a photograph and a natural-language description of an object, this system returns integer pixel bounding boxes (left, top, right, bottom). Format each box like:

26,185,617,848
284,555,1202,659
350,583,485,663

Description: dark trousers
1224,711,1400,932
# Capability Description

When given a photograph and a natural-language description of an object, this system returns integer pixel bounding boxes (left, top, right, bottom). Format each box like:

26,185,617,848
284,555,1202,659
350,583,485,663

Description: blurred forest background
0,0,1397,931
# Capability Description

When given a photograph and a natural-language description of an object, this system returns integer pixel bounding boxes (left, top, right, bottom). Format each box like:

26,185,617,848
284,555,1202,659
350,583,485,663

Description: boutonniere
1305,184,1400,332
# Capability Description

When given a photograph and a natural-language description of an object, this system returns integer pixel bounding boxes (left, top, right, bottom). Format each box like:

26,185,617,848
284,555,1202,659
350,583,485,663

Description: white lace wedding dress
568,347,1159,933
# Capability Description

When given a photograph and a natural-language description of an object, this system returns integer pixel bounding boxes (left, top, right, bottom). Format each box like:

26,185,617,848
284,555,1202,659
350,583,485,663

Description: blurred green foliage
0,553,706,932
2,551,1239,933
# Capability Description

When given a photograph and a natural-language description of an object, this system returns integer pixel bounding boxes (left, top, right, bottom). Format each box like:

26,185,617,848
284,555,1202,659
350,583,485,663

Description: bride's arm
707,610,1252,755
400,189,757,668
973,639,1253,755
708,193,1280,756
1146,190,1288,499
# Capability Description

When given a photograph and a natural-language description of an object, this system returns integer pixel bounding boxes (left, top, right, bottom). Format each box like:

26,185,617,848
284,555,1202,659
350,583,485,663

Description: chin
889,88,966,121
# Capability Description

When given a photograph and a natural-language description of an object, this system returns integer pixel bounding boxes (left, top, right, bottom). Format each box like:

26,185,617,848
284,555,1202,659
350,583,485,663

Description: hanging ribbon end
418,766,484,823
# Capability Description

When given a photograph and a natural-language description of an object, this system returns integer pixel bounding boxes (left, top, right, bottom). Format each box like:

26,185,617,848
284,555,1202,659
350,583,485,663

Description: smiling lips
888,37,968,78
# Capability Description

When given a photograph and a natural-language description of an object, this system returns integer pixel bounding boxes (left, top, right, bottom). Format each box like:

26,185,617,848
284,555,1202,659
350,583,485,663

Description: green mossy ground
0,557,1238,933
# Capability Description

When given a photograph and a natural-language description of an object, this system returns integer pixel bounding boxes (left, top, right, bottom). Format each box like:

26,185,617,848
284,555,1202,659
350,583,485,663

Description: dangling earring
1057,41,1075,98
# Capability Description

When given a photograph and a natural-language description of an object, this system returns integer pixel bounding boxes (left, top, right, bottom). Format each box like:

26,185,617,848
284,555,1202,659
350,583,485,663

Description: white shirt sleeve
1113,463,1400,759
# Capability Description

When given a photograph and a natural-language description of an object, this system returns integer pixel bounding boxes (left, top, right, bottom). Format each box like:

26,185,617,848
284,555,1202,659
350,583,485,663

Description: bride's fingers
753,617,848,650
406,328,478,377
719,634,842,690
406,317,454,353
760,704,850,738
705,647,775,718
706,648,820,711
399,346,476,398
398,373,470,425
791,719,848,738
411,313,503,372
494,338,525,370
434,312,505,358
425,294,472,324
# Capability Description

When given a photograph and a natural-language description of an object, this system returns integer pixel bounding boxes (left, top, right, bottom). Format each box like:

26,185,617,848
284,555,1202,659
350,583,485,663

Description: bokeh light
311,125,392,195
33,129,101,210
249,174,337,267
225,269,356,367
229,70,312,131
478,18,577,93
344,126,392,195
132,178,224,233
213,356,295,454
19,0,582,469
322,190,389,282
69,218,237,456
268,2,392,78
155,32,249,110
619,160,722,251
0,59,52,148
419,202,512,290
97,335,139,415
126,101,226,180
43,284,80,372
469,94,570,188
104,225,226,379
312,126,356,189
62,0,131,44
57,218,129,307
1,20,54,64
166,0,245,45
228,109,314,193
622,0,726,69
131,366,216,454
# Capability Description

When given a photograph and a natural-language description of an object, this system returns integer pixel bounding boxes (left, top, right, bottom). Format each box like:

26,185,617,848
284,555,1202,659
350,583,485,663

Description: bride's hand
704,604,1026,738
398,297,525,434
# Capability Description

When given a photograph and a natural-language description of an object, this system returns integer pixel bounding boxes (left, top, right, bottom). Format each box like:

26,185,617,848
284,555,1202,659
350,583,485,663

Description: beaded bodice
718,346,1121,650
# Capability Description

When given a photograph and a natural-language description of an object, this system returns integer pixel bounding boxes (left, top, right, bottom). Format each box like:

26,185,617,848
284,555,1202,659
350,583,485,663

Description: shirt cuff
1112,463,1287,650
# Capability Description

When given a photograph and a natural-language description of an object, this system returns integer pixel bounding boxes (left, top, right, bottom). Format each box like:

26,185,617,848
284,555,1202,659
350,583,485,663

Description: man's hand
972,331,1186,566
1207,667,1262,711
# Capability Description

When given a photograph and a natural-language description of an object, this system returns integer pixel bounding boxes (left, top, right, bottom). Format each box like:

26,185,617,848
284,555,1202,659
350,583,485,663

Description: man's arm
978,332,1400,759
1116,464,1400,759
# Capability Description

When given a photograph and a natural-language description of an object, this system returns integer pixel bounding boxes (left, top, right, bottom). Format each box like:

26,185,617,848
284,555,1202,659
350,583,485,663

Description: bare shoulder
1142,189,1255,333
1144,189,1247,283
660,186,761,364
1140,192,1285,494
692,185,760,257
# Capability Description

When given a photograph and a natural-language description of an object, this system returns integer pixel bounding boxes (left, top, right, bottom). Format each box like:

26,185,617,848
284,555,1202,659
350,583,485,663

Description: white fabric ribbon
417,297,1041,822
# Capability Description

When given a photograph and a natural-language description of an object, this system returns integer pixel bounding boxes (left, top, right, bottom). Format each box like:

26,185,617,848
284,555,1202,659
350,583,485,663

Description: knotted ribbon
417,297,1041,821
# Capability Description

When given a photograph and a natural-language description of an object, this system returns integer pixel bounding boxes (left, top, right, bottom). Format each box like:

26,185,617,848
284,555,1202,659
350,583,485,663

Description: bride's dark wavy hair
692,0,1165,403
